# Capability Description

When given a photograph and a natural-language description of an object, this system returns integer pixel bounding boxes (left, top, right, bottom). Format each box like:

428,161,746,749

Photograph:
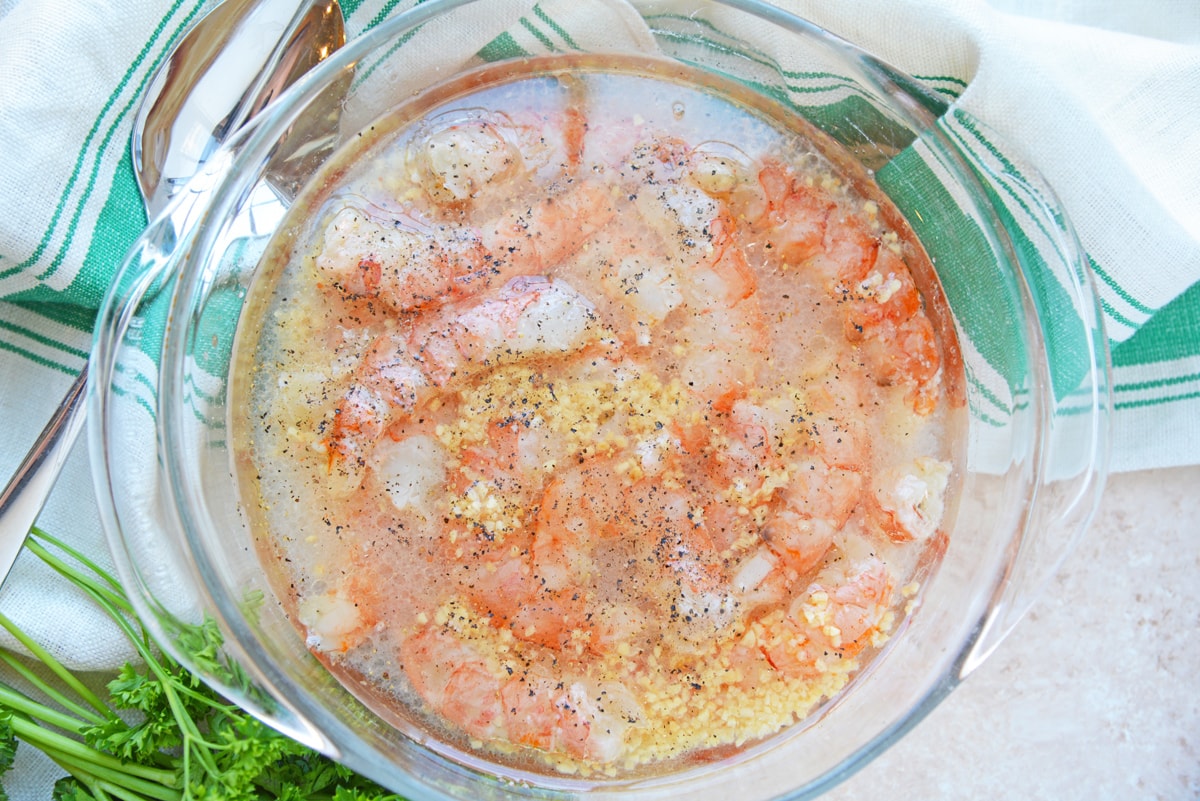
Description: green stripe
973,409,1007,429
115,360,158,399
646,12,858,84
477,31,530,62
533,6,580,51
79,148,149,309
649,24,858,91
187,397,227,428
0,341,77,377
185,381,223,406
947,111,1092,401
1113,371,1200,394
965,368,1013,415
339,0,369,18
519,16,558,52
109,382,157,421
1087,254,1154,317
8,301,95,333
0,320,89,360
1055,402,1106,417
647,11,894,113
948,113,1071,272
1099,295,1139,331
7,147,154,310
3,0,201,281
646,26,916,160
363,0,408,33
928,85,962,101
1114,389,1200,412
352,12,425,89
38,4,214,288
912,73,968,91
1111,278,1200,366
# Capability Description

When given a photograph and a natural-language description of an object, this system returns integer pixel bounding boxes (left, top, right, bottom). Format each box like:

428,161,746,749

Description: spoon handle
0,365,89,580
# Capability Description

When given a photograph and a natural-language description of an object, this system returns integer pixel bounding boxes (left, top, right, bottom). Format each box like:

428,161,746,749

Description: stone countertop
823,465,1200,801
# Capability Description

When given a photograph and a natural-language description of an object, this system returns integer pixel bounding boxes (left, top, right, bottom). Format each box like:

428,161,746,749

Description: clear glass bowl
89,1,1110,798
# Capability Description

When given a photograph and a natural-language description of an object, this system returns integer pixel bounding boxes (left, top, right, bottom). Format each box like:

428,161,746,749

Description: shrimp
672,249,768,410
703,395,867,582
407,274,608,384
401,625,509,742
745,158,943,413
763,402,868,576
762,465,862,576
326,277,606,479
406,106,589,209
634,181,735,271
599,252,684,346
323,331,430,477
315,208,492,312
316,180,616,313
871,456,952,543
459,459,650,655
299,589,374,655
582,134,740,275
839,241,942,413
401,622,642,762
759,555,896,678
369,422,448,518
452,447,735,658
752,158,837,266
408,114,527,207
481,180,617,274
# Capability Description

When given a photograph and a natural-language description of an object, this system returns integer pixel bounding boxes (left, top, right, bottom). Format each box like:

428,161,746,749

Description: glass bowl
89,0,1110,798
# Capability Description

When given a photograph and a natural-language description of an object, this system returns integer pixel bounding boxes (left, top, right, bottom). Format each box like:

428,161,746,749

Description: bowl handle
948,110,1112,676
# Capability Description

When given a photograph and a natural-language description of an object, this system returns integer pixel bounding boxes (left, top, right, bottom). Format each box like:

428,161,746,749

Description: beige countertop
824,465,1200,801
4,466,1198,798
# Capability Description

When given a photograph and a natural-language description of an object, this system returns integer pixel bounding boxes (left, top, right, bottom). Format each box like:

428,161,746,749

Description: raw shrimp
401,622,640,762
758,555,896,678
325,276,607,481
408,106,589,208
314,209,492,311
871,456,952,543
315,181,615,314
745,158,943,414
408,113,529,207
480,180,617,274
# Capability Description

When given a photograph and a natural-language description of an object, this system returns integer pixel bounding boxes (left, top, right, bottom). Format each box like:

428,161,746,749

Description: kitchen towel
0,0,1197,793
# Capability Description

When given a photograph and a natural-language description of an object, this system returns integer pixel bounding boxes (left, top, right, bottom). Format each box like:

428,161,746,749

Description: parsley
0,529,410,801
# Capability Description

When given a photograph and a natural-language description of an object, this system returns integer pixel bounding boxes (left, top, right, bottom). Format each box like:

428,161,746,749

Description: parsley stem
25,533,134,617
29,528,127,596
0,680,89,732
47,747,181,801
0,608,112,719
0,649,110,727
8,714,179,790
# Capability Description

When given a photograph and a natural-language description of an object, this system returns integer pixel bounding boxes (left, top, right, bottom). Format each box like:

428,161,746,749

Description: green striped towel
0,3,1197,793
1,0,1197,792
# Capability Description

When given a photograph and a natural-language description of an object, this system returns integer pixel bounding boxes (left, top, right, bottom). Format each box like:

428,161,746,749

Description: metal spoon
0,0,346,583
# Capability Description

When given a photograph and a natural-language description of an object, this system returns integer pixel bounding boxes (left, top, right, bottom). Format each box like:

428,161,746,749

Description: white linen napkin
0,0,1197,796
